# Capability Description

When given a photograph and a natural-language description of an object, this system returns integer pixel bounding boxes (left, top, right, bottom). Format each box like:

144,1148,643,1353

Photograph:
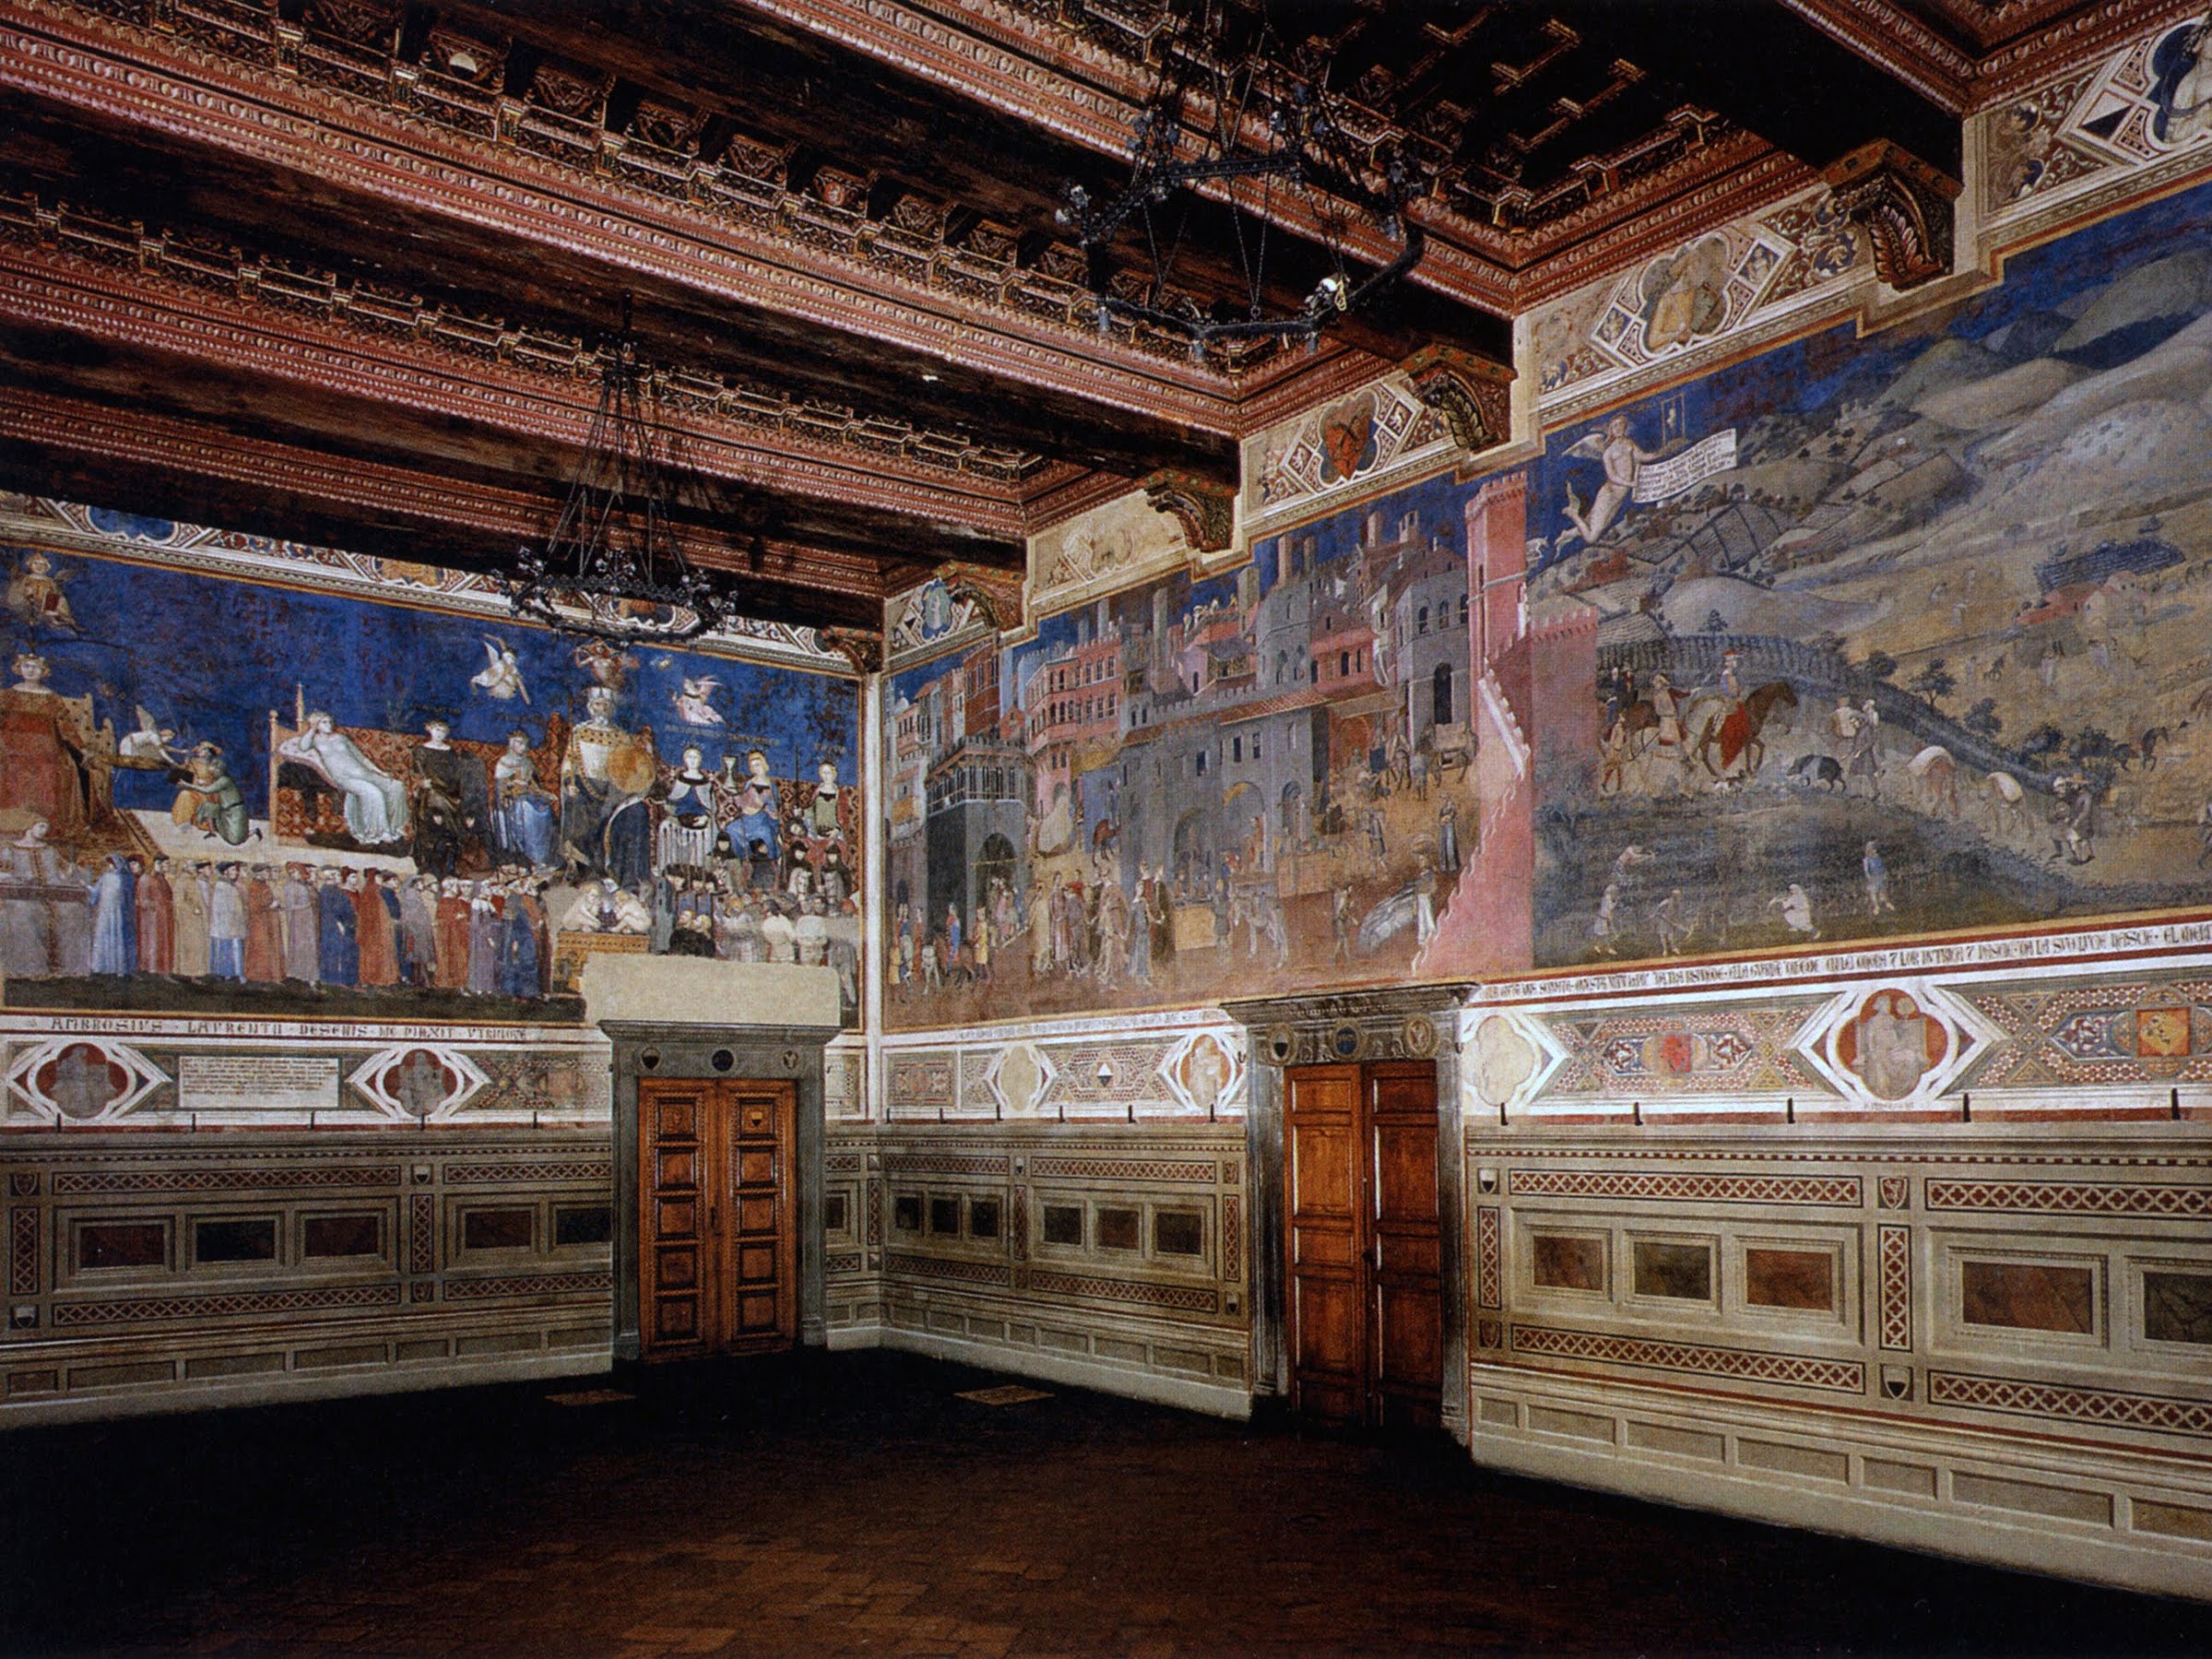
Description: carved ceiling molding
1969,0,2212,100
764,0,1797,306
1138,469,1236,556
1821,139,1961,290
1779,0,1979,110
932,560,1026,633
0,240,1030,542
0,384,900,607
1018,466,1141,535
814,627,885,676
1400,346,1515,457
0,3,1246,430
1786,0,2204,108
0,191,1042,486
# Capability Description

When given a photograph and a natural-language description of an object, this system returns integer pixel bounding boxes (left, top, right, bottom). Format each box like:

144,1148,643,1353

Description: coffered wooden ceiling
0,0,2147,633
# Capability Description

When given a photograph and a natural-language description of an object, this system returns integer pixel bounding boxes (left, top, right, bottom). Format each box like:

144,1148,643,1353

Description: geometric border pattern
443,1271,614,1301
1510,1324,1865,1393
1508,1170,1861,1206
1928,1371,2212,1439
1878,1224,1912,1352
346,1044,492,1122
4,1038,169,1125
1026,1270,1219,1313
1477,1205,1502,1310
1925,1181,2212,1217
10,1205,38,1298
50,1283,403,1325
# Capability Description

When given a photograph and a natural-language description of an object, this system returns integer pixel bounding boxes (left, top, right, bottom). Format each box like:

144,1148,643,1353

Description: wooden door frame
636,1077,800,1359
1227,993,1469,1439
604,1019,841,1363
1279,1058,1445,1429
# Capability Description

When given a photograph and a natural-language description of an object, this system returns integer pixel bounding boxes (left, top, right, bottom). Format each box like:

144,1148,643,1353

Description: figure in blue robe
496,898,543,998
89,854,135,976
317,876,359,986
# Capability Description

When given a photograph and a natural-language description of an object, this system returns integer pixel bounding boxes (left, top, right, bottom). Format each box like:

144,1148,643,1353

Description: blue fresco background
2,539,860,820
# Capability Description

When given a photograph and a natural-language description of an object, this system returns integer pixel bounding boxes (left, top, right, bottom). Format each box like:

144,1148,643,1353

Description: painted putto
0,541,861,1018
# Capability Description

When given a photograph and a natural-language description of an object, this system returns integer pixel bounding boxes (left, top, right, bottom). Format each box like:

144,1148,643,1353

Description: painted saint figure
411,718,484,878
490,731,558,869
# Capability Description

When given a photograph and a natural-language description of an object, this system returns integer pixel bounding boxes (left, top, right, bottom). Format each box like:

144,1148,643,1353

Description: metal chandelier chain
506,301,725,644
1056,0,1428,367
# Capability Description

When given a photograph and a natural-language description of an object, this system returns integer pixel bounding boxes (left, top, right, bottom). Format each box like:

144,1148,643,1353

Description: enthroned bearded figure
560,684,657,887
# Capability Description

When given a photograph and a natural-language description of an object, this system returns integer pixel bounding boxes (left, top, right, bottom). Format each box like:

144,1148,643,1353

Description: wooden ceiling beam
0,382,896,629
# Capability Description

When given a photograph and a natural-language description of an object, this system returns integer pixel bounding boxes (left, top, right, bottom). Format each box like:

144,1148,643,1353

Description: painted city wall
0,505,863,1024
884,465,1535,1032
1524,174,2212,970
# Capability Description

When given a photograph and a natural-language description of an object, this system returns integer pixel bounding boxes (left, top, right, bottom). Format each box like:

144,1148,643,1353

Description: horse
1982,771,2027,835
1907,744,1959,817
1694,682,1797,780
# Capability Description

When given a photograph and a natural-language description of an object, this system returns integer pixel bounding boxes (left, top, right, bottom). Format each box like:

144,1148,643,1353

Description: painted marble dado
881,1008,1244,1124
1462,917,2212,1123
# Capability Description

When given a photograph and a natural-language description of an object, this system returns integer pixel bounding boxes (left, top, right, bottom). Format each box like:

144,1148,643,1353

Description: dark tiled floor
4,1351,2209,1657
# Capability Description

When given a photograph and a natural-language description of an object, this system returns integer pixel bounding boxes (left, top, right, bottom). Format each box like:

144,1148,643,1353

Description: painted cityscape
0,533,862,1019
886,470,1495,1029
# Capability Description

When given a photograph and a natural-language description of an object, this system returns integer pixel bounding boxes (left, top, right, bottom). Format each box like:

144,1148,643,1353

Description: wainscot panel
1463,948,2212,1597
3,1122,613,1424
831,1122,1251,1417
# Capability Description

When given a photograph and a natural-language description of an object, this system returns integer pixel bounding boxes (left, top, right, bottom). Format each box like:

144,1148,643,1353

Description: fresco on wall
0,539,861,1018
886,474,1497,1029
1524,177,2212,967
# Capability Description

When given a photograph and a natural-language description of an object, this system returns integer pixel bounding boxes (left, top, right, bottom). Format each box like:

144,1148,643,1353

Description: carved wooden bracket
1140,469,1237,553
935,560,1025,632
814,626,883,676
1820,140,1959,292
1400,345,1513,454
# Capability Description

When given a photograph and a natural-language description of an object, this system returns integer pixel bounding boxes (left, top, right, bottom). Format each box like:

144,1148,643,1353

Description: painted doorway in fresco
636,1078,797,1359
1283,1062,1443,1429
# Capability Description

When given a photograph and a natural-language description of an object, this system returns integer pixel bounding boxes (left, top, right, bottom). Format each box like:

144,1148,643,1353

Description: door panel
1368,1063,1442,1430
1285,1065,1363,1423
638,1078,797,1360
1283,1061,1442,1429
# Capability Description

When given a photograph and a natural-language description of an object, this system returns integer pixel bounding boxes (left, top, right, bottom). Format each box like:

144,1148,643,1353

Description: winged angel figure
470,636,530,703
673,676,724,726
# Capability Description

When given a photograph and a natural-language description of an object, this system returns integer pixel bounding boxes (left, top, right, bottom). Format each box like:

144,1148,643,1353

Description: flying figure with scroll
1558,415,1663,550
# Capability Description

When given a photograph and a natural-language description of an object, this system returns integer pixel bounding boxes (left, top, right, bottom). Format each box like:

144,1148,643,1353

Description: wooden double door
1284,1062,1443,1429
637,1078,797,1359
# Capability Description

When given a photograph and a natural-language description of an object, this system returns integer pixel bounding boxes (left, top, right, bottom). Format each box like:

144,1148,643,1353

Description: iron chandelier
506,299,724,644
1056,0,1429,365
